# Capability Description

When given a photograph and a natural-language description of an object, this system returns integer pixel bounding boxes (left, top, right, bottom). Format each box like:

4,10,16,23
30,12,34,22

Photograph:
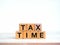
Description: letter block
22,31,31,39
31,31,38,39
27,24,35,32
27,31,31,39
38,31,46,39
19,24,27,31
35,24,42,32
16,31,23,39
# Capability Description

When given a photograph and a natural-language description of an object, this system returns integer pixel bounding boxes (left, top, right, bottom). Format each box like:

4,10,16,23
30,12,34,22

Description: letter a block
27,24,35,32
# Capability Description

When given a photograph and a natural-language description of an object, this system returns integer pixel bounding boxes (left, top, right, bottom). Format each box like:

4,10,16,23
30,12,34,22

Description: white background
0,0,60,42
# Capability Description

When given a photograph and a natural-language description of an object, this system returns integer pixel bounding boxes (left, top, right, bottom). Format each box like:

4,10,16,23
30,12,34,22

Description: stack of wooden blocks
16,24,46,39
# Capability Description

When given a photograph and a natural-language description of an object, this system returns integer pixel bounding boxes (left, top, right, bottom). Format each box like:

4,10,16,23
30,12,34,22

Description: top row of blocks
19,24,42,31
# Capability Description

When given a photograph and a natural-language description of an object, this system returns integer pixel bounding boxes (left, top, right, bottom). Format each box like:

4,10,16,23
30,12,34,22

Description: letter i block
35,24,42,32
22,31,31,39
16,31,23,39
27,24,35,32
19,24,27,31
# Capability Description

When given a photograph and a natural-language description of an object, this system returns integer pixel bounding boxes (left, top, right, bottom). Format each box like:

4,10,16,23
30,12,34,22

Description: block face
27,24,35,32
31,31,38,39
38,31,46,39
35,24,42,32
19,24,27,31
27,31,31,39
23,31,31,39
16,31,23,39
21,31,32,39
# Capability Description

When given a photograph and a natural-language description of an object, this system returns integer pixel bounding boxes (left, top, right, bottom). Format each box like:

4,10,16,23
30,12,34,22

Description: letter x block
35,24,42,32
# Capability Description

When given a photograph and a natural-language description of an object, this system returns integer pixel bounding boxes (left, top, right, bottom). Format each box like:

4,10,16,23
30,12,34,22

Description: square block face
27,31,31,39
23,31,31,39
27,24,35,32
30,31,39,39
35,24,42,32
16,31,23,39
19,24,27,31
38,31,46,39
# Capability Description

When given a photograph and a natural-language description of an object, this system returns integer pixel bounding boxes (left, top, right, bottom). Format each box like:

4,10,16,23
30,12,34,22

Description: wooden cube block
23,31,28,39
31,31,38,39
19,24,27,31
38,31,46,39
27,24,35,32
16,31,23,39
35,24,42,32
22,31,31,39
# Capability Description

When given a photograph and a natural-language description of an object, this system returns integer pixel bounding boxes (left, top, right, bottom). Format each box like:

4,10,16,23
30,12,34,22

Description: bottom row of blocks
16,31,46,39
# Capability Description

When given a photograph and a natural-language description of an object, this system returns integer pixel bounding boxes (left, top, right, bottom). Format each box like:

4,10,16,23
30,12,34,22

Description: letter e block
38,31,46,39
